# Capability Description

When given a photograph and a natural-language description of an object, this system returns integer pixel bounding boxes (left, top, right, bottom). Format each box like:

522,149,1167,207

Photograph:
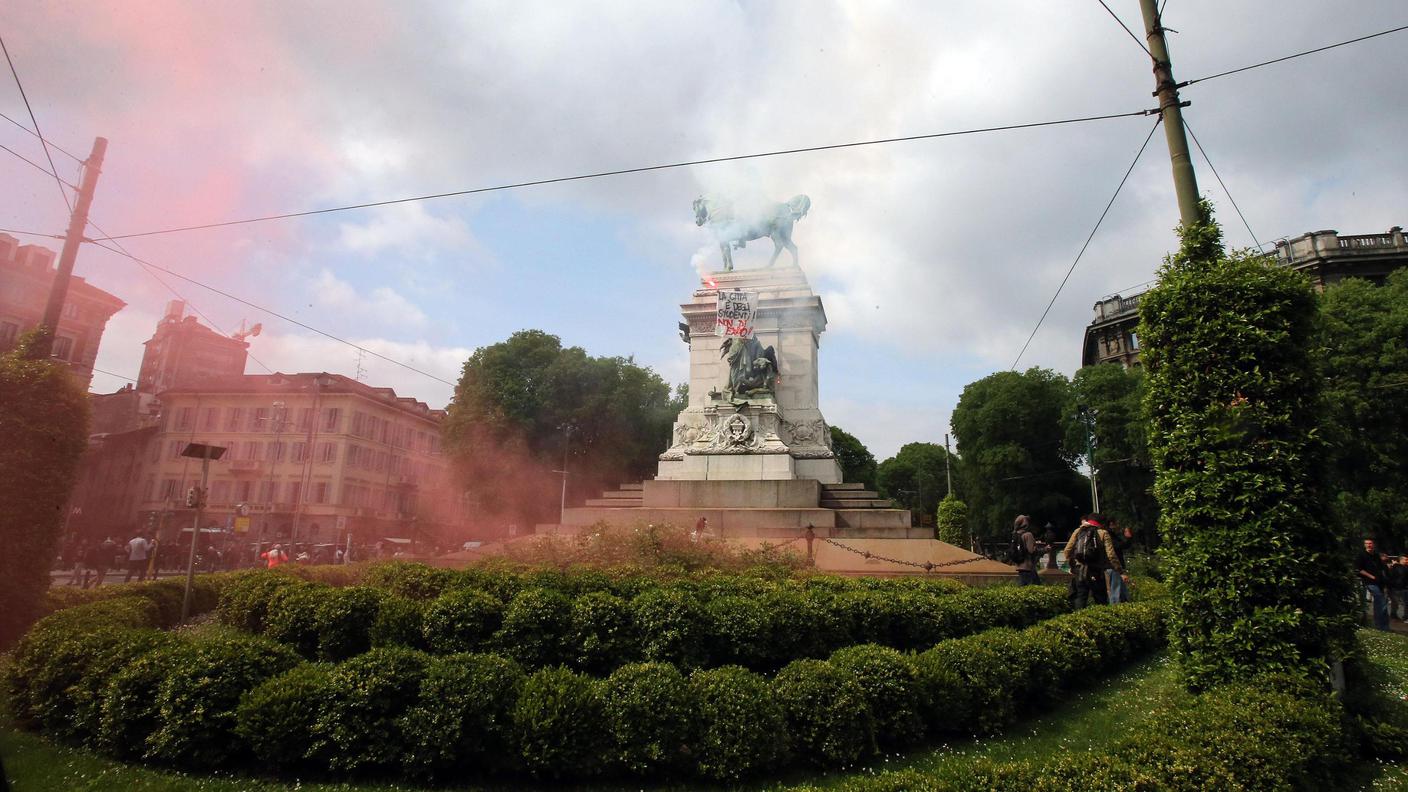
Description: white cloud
310,268,429,330
335,202,480,259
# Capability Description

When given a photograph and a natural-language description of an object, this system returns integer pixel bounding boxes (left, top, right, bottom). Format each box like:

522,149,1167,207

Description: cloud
310,269,429,330
335,202,479,258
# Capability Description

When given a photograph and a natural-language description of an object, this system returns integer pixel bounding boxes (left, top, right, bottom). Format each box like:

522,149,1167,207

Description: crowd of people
1355,536,1407,632
1007,512,1132,608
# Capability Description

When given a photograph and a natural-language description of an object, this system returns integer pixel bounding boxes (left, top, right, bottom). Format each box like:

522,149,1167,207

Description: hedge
689,664,789,781
512,666,611,779
235,662,337,771
399,652,525,779
317,647,432,773
603,662,696,776
772,658,877,767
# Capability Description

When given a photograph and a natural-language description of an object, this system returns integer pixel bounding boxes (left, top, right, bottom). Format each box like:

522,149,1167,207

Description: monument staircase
819,482,895,510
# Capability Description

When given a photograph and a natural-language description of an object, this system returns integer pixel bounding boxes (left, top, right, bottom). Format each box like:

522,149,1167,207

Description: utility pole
556,426,573,523
179,442,226,621
1080,408,1101,513
943,433,953,497
1137,0,1201,228
35,137,107,358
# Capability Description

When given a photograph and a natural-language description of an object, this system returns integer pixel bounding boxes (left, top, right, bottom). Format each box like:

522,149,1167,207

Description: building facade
137,300,250,393
0,233,125,388
69,373,451,551
1080,225,1407,369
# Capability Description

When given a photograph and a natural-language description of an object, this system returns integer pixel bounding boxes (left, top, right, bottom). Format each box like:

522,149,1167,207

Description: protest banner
715,290,757,338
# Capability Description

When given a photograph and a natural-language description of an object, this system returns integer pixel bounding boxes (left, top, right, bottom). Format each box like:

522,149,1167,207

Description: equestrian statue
693,194,811,272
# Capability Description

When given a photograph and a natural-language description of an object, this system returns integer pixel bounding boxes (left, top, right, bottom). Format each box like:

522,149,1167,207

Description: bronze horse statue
693,194,811,272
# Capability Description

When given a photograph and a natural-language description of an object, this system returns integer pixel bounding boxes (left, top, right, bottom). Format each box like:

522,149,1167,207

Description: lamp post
179,442,226,621
553,424,574,524
1078,405,1101,513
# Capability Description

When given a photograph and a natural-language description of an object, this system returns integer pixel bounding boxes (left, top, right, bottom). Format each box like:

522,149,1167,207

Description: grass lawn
1353,629,1408,791
1,652,1183,792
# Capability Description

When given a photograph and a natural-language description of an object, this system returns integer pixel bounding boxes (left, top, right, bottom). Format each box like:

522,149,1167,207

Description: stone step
825,490,881,500
584,498,643,508
600,491,645,500
619,483,644,491
823,483,869,491
822,498,895,509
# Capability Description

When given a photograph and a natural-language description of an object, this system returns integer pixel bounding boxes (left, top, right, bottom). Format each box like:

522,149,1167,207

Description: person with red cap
1062,513,1127,609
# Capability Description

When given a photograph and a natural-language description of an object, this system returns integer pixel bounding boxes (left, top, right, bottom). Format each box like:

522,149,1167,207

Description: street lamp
179,442,226,621
1077,405,1101,513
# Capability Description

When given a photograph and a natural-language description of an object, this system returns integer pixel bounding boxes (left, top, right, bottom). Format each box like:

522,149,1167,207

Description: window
0,321,18,346
168,440,184,459
267,441,286,462
235,480,253,501
351,411,367,437
317,442,337,463
312,482,330,504
322,408,342,433
51,336,73,360
291,442,309,462
249,407,267,432
175,407,193,430
258,480,276,504
374,451,388,473
296,407,312,431
1128,332,1140,350
200,407,219,431
346,444,363,468
143,476,155,502
225,407,245,432
62,303,79,319
286,481,302,505
210,480,231,504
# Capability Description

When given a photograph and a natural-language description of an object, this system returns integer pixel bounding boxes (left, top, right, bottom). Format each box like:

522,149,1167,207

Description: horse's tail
787,194,811,221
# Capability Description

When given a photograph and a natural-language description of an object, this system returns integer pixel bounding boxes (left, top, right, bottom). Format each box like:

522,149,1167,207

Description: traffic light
147,511,158,531
185,487,202,508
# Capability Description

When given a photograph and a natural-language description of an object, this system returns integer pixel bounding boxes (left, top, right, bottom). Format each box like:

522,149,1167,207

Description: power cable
84,239,458,387
0,141,76,189
1096,0,1154,59
1182,23,1408,87
0,108,84,162
1180,118,1263,251
1011,117,1163,370
85,217,277,376
0,227,62,239
91,365,139,383
0,33,73,214
92,108,1154,242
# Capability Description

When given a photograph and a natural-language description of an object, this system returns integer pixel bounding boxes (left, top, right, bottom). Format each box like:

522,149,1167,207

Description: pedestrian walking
67,540,89,586
1042,522,1059,570
124,534,152,583
261,543,288,569
1105,523,1133,604
1388,555,1408,621
1009,515,1040,586
1357,537,1391,631
1062,514,1126,609
87,537,118,588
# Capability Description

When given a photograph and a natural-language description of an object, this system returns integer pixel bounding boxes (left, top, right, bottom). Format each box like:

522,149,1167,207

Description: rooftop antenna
354,348,368,382
232,319,263,342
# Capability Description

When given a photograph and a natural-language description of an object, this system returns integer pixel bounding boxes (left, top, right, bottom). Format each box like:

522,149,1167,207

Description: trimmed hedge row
220,570,1068,673
794,672,1347,791
9,588,1164,783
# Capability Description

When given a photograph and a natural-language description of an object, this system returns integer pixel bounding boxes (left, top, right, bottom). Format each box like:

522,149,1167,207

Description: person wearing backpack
1062,514,1126,609
1009,515,1040,586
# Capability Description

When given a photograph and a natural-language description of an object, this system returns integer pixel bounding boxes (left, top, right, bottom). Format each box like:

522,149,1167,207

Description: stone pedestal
656,265,842,483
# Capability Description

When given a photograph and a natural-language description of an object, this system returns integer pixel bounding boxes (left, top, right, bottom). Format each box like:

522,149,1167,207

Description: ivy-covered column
1139,202,1356,689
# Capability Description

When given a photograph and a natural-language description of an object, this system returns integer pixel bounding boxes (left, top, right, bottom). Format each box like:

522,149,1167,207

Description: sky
3,1,1405,460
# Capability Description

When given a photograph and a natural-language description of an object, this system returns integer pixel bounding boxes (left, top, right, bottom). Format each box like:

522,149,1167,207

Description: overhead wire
91,109,1155,242
1096,0,1154,59
0,108,84,162
1182,23,1408,87
0,33,73,214
1011,116,1163,371
0,141,77,189
91,365,139,383
1181,118,1263,252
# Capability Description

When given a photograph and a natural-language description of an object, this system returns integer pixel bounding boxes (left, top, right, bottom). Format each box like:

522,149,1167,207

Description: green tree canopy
828,426,877,490
0,330,90,646
1140,201,1354,689
951,368,1085,543
443,330,682,528
1064,364,1158,547
875,442,954,526
1318,271,1408,550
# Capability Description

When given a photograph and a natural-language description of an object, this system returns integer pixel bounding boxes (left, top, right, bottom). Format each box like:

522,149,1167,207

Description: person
68,540,89,586
1105,523,1133,604
1062,514,1126,609
87,537,117,588
1357,537,1391,631
261,543,288,569
124,534,151,583
1010,515,1040,586
1388,555,1408,622
1042,522,1059,570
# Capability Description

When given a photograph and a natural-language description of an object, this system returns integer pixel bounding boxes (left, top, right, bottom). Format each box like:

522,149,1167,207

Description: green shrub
362,561,456,600
690,665,788,781
706,594,774,670
914,635,1017,735
98,641,199,758
603,662,696,776
216,570,300,633
936,494,969,546
631,588,711,669
772,658,876,767
830,644,925,748
235,662,336,770
494,587,572,668
317,647,432,773
1140,204,1356,688
422,588,503,654
399,653,526,780
261,582,328,658
145,633,302,767
763,588,843,662
568,590,638,673
369,595,427,649
316,585,386,661
512,666,610,779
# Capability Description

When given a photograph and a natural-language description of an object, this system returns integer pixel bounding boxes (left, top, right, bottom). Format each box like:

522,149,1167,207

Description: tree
935,494,968,547
1318,271,1408,551
950,368,1084,544
875,442,953,526
442,330,679,530
1140,201,1355,690
1064,364,1159,547
829,426,877,490
0,330,90,646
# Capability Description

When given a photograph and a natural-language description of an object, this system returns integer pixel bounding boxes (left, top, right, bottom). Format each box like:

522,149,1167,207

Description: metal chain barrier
816,534,986,573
